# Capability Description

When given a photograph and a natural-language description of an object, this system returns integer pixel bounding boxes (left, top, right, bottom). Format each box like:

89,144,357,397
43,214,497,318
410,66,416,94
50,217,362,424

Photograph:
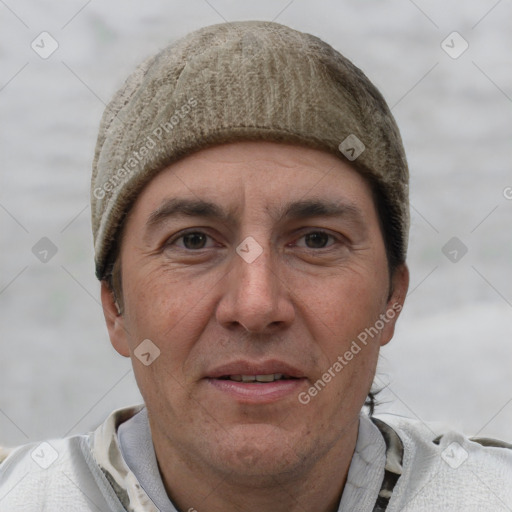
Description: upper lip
206,359,306,379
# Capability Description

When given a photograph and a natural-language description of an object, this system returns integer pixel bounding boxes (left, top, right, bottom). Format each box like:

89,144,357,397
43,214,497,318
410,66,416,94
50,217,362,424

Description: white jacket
1,405,511,511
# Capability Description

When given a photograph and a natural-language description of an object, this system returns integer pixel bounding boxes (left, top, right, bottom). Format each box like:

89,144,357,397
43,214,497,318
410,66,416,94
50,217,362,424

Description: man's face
102,141,408,482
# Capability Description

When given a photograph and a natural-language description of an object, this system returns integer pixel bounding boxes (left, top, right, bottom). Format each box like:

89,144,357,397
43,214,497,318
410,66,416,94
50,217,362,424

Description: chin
204,423,308,478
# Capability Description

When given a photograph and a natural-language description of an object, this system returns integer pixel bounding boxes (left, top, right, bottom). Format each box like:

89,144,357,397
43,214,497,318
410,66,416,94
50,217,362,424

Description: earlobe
380,263,409,347
100,281,131,357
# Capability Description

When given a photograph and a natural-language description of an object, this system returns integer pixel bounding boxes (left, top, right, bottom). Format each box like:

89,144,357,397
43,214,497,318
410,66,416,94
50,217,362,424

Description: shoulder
0,405,143,512
0,435,97,511
374,413,512,511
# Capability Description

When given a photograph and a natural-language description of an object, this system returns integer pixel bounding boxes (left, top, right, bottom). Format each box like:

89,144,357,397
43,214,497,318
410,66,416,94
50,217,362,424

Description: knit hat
91,20,409,281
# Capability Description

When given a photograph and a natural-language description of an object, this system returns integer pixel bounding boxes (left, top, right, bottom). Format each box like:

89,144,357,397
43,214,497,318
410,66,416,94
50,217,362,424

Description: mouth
217,373,299,383
205,362,307,403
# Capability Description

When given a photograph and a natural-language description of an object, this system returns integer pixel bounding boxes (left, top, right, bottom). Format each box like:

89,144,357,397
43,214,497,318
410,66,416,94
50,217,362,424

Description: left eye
295,231,337,249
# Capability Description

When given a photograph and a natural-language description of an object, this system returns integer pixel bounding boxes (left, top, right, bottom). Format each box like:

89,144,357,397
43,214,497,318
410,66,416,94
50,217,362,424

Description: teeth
255,374,275,382
229,373,286,383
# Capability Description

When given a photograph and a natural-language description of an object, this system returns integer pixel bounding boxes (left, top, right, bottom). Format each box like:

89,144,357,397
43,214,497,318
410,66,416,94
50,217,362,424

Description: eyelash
164,228,343,251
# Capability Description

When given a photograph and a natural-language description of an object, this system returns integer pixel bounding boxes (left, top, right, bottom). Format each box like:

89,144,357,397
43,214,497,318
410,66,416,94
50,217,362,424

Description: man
1,20,511,512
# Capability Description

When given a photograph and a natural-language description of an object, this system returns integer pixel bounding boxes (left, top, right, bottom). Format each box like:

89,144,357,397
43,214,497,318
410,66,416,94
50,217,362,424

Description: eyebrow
145,197,366,237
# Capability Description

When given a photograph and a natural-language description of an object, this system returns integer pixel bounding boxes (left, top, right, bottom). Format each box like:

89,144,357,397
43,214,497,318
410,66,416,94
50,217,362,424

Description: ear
380,263,409,347
100,280,130,357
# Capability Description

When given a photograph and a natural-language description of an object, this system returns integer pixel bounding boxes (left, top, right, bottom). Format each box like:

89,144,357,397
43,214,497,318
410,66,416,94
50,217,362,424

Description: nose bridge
235,236,278,308
217,234,292,332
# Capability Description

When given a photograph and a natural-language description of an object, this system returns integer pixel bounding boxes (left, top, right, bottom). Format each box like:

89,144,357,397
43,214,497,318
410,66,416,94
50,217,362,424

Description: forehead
124,141,378,231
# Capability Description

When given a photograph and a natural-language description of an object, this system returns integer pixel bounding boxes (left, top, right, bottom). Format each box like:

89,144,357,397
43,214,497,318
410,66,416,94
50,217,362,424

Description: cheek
123,264,196,331
302,267,387,337
121,266,218,376
294,265,388,400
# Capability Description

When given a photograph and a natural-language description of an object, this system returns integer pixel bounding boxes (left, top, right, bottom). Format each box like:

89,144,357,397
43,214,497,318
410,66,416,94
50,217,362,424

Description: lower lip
206,378,307,403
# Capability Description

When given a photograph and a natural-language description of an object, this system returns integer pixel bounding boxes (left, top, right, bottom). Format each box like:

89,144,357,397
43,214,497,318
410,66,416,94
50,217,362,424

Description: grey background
1,0,511,447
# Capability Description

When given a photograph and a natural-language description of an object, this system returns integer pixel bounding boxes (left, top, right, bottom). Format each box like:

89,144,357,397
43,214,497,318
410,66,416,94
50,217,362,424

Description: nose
215,239,295,334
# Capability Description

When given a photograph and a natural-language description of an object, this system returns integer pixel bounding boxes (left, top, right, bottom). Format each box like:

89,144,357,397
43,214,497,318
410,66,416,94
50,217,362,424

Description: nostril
239,321,255,333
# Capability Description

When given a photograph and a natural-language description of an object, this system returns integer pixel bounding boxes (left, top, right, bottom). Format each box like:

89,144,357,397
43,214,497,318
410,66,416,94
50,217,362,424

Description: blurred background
1,0,511,446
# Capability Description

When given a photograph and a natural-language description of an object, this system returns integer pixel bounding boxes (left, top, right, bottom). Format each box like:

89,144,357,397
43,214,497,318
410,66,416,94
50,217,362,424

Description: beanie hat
91,20,409,281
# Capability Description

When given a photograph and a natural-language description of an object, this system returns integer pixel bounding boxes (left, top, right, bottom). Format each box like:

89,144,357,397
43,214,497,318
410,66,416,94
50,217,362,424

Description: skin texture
101,141,409,512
